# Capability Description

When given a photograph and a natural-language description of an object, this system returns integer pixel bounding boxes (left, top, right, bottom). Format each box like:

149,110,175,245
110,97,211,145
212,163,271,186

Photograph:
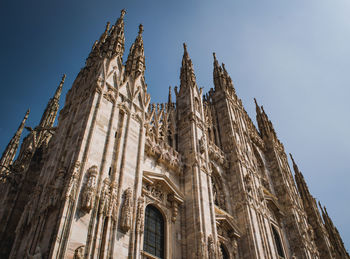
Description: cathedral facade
0,10,348,259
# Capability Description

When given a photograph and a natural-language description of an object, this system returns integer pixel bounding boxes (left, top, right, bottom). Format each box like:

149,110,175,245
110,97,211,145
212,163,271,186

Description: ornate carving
208,234,216,259
65,161,81,201
99,178,111,216
136,196,145,234
80,166,98,213
144,183,164,202
168,194,179,222
199,135,206,154
73,245,85,259
120,187,133,232
110,183,118,221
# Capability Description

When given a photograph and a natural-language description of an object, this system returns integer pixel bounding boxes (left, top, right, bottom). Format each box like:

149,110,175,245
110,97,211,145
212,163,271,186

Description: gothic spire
213,52,223,91
290,153,311,199
125,24,145,77
39,74,65,129
180,43,197,90
254,99,277,140
212,53,236,95
0,109,29,174
168,86,172,104
86,9,126,65
105,9,126,58
53,74,66,101
319,203,350,257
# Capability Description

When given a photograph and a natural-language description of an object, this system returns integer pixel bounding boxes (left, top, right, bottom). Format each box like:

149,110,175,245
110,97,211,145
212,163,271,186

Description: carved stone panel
80,166,98,213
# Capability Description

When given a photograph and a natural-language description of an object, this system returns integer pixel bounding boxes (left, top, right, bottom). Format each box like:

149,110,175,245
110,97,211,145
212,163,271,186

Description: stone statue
120,187,133,232
136,197,145,233
99,178,111,215
80,166,98,213
26,246,42,259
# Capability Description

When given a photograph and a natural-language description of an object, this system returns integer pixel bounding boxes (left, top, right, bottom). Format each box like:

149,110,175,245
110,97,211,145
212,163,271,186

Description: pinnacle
17,109,30,135
254,98,262,115
213,52,220,69
289,153,295,165
289,153,301,176
54,74,66,100
183,43,187,53
125,24,145,76
120,8,126,19
138,24,144,35
168,86,172,104
61,74,66,83
24,109,30,119
254,98,259,108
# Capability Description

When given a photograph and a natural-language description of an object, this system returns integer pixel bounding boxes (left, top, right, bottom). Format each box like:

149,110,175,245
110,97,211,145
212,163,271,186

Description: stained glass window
220,243,229,259
143,205,164,258
272,225,285,258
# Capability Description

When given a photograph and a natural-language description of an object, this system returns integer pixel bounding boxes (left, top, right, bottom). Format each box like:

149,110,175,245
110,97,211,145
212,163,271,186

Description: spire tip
121,8,126,17
138,24,144,35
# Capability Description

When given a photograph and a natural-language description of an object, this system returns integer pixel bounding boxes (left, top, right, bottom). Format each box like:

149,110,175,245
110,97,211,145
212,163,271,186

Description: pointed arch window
272,225,285,258
220,243,229,259
212,174,226,211
143,205,165,258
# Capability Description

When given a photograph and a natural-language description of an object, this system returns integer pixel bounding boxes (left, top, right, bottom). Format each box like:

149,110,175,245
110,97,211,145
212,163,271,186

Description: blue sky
0,0,349,250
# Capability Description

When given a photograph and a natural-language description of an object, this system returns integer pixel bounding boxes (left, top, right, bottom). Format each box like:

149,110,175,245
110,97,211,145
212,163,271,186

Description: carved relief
99,178,111,216
136,196,145,234
80,166,98,213
168,194,180,222
199,135,206,154
73,245,85,259
65,161,81,201
208,234,216,259
144,183,164,202
120,187,133,232
212,174,226,211
110,183,118,221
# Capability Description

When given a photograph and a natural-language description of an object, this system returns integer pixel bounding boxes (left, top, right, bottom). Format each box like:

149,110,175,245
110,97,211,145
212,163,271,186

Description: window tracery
212,173,226,211
272,225,285,258
143,205,165,259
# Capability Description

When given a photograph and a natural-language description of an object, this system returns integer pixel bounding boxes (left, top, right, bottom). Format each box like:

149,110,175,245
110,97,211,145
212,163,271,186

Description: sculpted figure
99,178,111,215
110,183,118,221
73,245,85,259
27,246,42,259
120,187,133,232
80,166,98,213
136,197,145,233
